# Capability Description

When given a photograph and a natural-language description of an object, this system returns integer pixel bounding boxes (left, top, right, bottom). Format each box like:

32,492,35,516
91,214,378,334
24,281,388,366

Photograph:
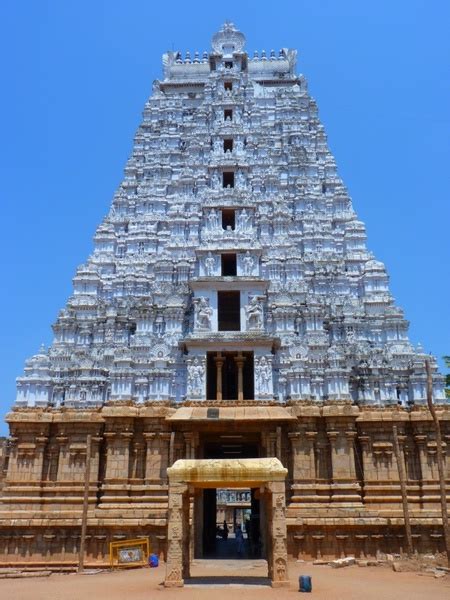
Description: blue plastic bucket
149,553,159,568
299,575,312,592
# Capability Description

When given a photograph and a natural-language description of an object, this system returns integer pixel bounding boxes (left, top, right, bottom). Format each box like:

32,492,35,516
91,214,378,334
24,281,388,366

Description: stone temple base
0,403,448,568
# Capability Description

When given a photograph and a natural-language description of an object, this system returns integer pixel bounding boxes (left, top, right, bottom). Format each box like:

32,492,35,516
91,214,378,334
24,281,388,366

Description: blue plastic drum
299,575,312,592
148,553,159,568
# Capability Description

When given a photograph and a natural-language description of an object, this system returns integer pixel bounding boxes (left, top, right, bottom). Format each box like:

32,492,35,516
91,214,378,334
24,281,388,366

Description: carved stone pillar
60,532,68,562
234,352,246,402
415,434,433,481
43,444,59,482
184,433,193,459
183,432,198,460
43,533,56,559
130,441,145,480
7,433,47,483
160,433,171,483
327,428,361,503
165,482,189,587
143,433,157,481
267,481,289,587
104,432,133,481
293,533,305,560
56,435,69,481
70,534,80,558
23,534,34,558
143,432,170,483
358,435,372,480
90,436,102,483
1,536,11,560
94,535,107,561
267,432,277,457
4,437,17,482
289,431,317,502
336,534,348,558
312,534,325,559
214,352,224,401
289,431,316,482
355,534,368,558
27,436,46,482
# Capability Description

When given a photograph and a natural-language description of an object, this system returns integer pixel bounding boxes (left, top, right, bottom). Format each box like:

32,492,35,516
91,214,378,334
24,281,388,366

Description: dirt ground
0,559,448,600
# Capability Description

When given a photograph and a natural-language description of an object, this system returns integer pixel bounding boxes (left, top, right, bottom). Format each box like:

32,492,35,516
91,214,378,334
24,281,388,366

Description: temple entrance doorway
164,458,289,588
206,351,254,400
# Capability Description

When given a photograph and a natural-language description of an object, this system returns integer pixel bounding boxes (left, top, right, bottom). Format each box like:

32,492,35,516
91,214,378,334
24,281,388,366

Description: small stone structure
165,458,289,587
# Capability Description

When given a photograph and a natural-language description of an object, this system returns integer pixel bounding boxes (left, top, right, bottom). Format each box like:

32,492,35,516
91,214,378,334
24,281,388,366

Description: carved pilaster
414,434,432,481
104,432,133,481
289,431,316,482
327,428,361,503
165,483,189,587
267,481,289,587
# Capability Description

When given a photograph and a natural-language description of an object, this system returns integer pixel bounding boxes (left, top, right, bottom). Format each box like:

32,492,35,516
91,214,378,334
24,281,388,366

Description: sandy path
0,560,448,600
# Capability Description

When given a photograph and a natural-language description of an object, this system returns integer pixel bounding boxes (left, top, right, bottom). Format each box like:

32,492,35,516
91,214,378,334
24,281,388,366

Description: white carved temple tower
1,24,448,570
14,22,445,410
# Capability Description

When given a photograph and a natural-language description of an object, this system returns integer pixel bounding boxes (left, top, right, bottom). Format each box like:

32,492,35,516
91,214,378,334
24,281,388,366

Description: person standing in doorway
222,519,228,540
235,524,244,556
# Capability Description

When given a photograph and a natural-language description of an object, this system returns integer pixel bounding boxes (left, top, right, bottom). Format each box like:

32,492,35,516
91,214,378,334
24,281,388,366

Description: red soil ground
0,559,448,600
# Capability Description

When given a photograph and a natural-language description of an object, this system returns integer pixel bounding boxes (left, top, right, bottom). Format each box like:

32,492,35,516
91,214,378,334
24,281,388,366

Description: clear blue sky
0,1,449,435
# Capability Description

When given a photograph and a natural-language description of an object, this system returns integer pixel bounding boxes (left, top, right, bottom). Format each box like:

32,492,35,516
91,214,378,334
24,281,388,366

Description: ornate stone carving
211,22,246,54
204,252,217,276
241,251,255,275
194,297,212,331
186,358,205,398
255,356,272,397
245,296,263,330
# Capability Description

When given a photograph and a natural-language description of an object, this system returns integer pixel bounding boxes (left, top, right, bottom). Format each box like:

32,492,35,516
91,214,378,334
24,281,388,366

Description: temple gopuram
1,23,448,585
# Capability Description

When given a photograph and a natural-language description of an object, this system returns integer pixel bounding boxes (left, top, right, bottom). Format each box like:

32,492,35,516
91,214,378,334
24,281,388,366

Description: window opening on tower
224,81,233,91
224,109,233,121
224,61,233,69
221,253,237,276
224,138,233,153
218,291,240,331
222,172,235,188
221,208,236,230
206,351,254,401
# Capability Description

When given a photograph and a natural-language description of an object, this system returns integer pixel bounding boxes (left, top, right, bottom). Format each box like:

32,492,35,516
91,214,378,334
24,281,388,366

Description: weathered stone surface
167,458,287,485
392,561,417,572
330,557,356,568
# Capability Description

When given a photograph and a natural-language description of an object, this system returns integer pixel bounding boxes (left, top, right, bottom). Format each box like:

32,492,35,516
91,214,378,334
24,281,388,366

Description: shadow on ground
185,575,271,586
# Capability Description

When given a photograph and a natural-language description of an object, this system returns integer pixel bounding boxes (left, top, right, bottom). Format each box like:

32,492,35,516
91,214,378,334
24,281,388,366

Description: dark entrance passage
197,433,264,559
201,487,262,559
202,489,217,555
206,351,254,400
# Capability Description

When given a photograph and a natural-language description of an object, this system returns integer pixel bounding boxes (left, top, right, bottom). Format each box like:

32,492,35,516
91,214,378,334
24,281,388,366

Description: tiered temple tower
1,23,448,569
13,23,445,409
